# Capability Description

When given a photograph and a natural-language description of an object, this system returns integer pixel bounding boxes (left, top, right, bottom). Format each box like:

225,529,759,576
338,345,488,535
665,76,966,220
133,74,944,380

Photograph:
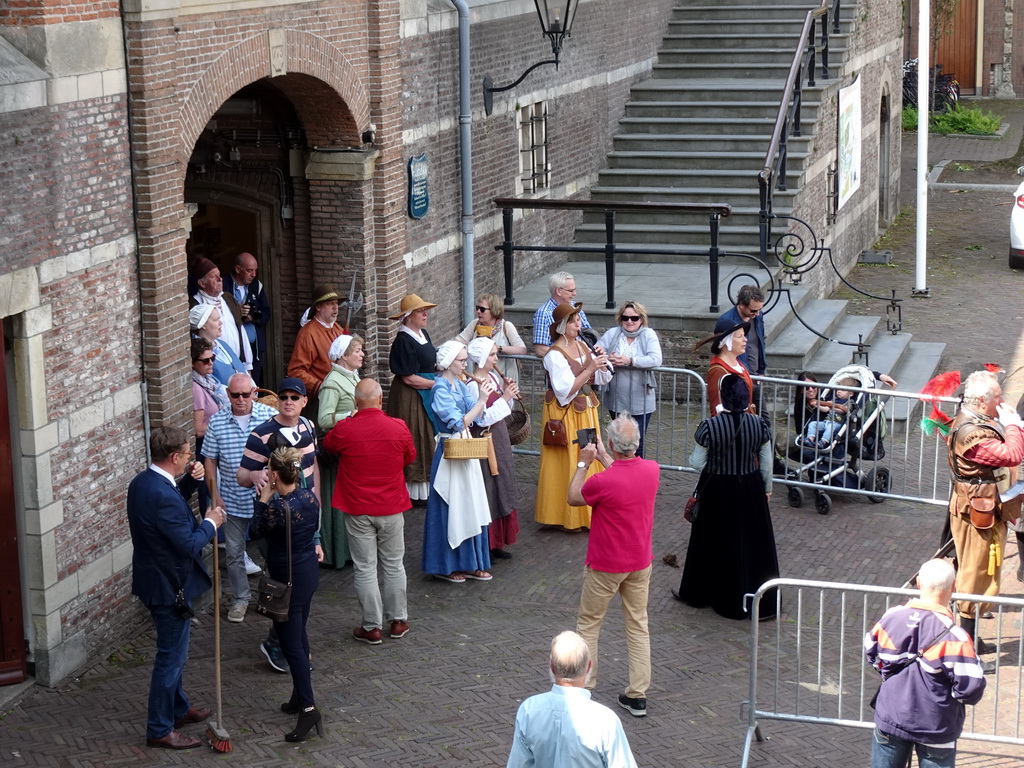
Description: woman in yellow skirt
535,302,612,530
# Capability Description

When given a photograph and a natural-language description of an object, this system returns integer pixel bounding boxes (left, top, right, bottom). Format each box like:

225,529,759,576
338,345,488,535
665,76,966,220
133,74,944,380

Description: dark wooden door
934,0,977,93
0,322,27,685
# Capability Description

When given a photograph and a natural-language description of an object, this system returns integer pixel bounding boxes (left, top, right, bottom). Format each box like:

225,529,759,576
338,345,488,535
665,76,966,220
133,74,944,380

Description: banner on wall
837,76,862,211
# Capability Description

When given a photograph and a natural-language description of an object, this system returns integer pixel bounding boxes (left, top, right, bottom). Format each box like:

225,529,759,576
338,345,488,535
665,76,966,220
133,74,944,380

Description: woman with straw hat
288,285,344,398
385,293,439,503
535,302,611,531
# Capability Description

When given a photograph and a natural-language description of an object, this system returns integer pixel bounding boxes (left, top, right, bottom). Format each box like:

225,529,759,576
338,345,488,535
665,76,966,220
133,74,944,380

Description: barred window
518,102,549,194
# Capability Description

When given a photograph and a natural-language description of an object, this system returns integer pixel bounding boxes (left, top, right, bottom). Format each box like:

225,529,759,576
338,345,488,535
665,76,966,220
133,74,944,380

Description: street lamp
482,0,580,116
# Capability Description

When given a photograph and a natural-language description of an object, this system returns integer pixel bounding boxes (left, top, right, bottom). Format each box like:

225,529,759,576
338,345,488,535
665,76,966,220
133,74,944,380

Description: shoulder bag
255,498,293,622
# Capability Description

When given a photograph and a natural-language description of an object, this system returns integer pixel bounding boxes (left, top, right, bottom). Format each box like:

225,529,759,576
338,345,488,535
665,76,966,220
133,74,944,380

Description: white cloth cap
466,337,495,369
436,340,465,370
329,334,353,361
189,304,215,330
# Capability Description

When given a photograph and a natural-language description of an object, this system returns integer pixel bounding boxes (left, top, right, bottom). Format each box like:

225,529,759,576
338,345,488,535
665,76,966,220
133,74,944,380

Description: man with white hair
568,414,660,718
532,271,592,357
507,631,637,768
865,559,985,768
946,370,1024,652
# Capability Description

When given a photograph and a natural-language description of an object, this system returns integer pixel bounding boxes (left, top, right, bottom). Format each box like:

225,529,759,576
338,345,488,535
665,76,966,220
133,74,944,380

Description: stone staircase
512,0,946,414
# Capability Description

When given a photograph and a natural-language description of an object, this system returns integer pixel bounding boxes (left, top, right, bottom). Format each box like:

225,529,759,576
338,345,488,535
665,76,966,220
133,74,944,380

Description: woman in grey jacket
595,301,663,458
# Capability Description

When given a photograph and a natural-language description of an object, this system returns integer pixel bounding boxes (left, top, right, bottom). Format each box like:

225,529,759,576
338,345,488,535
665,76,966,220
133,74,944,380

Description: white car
1011,166,1024,269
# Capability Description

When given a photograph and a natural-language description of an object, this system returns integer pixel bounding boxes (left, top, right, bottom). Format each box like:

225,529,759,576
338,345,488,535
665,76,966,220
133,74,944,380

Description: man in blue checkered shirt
532,271,591,357
203,373,278,624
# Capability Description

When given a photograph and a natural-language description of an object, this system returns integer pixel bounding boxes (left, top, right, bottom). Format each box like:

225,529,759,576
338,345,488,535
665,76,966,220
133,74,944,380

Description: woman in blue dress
189,304,246,386
422,340,503,583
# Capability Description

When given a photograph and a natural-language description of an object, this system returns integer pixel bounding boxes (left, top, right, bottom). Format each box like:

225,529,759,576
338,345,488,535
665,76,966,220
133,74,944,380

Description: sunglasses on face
475,306,490,313
621,315,641,323
279,394,303,401
197,356,216,363
228,391,253,399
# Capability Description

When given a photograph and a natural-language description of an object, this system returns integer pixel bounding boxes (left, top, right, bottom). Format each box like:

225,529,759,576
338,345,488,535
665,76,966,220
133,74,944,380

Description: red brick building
0,0,675,685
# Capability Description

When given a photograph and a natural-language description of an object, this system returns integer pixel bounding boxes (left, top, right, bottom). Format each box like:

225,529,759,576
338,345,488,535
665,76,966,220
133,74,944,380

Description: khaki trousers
949,511,1005,618
576,564,651,699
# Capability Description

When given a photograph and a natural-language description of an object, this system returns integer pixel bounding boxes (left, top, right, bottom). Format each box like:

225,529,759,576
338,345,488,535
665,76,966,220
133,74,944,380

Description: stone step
671,4,825,22
592,166,799,189
658,47,843,68
597,163,800,185
574,220,767,247
623,101,820,124
607,140,810,170
766,299,852,370
653,62,799,80
662,32,845,49
587,184,795,206
628,78,789,102
882,342,947,421
617,116,816,138
564,241,767,264
802,315,888,374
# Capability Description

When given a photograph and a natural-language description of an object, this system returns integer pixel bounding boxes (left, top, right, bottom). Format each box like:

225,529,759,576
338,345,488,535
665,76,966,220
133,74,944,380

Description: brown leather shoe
390,620,410,639
173,705,212,729
146,730,202,749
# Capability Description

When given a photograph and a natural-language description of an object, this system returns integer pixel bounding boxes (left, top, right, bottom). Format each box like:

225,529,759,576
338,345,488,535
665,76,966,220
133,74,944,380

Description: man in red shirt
568,415,661,718
323,379,416,645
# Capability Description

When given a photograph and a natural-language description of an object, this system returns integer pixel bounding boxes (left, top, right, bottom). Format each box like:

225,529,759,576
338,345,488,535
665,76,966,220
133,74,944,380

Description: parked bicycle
902,58,959,114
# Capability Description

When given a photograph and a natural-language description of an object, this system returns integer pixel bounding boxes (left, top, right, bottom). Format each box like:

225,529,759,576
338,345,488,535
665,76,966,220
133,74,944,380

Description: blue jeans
147,604,193,738
871,728,956,768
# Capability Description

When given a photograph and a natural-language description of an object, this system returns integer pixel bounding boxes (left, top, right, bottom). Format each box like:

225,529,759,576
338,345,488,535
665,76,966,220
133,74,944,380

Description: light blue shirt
532,298,592,346
507,685,638,768
202,402,278,518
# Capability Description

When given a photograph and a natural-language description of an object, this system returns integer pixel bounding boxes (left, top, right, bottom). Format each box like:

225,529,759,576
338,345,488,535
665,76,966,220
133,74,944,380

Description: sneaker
353,626,383,645
617,694,647,717
390,620,411,639
244,553,262,576
227,602,247,623
260,640,289,673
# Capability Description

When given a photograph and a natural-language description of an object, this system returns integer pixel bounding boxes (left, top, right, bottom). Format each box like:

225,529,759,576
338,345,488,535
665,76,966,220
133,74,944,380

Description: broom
206,539,233,752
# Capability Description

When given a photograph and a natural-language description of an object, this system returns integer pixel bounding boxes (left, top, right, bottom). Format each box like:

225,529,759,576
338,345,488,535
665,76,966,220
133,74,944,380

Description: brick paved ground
4,103,1024,766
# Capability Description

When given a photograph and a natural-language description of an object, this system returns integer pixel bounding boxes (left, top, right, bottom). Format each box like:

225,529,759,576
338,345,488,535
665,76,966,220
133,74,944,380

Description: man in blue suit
719,284,767,409
127,426,225,749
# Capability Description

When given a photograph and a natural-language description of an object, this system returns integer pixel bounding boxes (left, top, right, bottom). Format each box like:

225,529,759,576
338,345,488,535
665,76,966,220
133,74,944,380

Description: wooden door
0,322,27,685
933,0,977,93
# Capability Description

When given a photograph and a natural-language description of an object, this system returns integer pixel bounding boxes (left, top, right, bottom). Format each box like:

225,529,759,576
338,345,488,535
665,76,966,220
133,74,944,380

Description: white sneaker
227,602,247,623
244,553,262,576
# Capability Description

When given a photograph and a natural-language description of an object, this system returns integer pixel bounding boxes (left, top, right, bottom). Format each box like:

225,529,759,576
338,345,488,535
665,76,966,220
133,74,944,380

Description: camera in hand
245,295,262,322
573,428,598,447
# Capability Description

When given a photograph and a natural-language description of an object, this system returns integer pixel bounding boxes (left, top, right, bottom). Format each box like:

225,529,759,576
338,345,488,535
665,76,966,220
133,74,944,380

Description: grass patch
902,104,1002,135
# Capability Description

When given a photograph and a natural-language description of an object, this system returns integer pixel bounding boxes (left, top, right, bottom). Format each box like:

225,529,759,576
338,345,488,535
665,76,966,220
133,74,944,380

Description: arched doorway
183,77,368,388
877,91,894,229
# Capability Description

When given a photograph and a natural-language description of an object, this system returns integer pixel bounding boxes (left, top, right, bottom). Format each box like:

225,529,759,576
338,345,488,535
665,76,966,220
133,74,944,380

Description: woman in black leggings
250,446,324,741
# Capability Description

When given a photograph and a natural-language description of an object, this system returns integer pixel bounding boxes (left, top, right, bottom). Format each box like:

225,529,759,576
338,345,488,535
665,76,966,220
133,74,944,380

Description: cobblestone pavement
4,104,1024,767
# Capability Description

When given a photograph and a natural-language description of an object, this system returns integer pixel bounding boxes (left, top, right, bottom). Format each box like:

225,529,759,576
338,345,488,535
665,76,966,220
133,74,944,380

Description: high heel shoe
284,705,323,742
280,689,300,715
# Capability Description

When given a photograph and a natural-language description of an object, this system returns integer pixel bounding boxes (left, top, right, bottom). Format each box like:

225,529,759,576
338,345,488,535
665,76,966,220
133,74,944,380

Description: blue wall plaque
408,154,429,220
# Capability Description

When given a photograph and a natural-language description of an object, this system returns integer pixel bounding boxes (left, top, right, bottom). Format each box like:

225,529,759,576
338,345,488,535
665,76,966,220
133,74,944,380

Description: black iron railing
493,198,734,312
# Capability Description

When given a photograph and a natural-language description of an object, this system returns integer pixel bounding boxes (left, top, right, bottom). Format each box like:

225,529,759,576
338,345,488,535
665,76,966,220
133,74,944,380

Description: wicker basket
255,387,279,410
506,399,531,446
443,431,491,460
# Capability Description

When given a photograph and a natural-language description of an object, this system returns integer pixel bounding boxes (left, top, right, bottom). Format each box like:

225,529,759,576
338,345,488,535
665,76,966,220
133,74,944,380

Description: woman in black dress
674,374,779,620
250,447,324,741
385,294,439,502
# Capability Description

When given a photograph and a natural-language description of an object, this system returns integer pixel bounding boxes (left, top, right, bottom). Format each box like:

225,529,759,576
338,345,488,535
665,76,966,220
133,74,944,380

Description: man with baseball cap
238,377,323,671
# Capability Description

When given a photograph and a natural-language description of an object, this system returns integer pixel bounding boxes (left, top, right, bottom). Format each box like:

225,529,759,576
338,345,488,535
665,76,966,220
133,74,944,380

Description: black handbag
255,498,293,622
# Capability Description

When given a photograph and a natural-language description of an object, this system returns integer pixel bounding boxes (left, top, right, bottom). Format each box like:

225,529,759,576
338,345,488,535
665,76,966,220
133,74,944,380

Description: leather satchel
255,498,293,621
542,419,568,446
968,496,997,530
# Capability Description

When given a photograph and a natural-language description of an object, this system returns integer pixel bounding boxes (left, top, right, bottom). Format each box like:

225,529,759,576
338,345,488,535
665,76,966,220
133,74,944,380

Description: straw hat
388,293,437,320
548,301,583,341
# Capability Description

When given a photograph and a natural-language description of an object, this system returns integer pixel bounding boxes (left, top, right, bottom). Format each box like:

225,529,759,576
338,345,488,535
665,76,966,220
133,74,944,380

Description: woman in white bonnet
318,334,365,430
422,340,505,583
465,336,520,559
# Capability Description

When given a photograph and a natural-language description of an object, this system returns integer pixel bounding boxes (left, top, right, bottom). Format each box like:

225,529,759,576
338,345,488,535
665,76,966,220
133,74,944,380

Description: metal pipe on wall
452,0,476,327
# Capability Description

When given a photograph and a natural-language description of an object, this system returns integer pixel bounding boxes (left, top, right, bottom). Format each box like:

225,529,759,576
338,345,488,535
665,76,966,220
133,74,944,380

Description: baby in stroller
797,377,858,449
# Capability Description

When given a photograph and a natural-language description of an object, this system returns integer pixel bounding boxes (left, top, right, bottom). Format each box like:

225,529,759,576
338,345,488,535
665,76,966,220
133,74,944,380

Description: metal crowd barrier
741,578,1024,767
505,355,957,509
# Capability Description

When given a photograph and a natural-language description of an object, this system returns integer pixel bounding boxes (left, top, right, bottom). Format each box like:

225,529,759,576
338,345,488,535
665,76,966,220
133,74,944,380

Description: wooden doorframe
0,320,28,685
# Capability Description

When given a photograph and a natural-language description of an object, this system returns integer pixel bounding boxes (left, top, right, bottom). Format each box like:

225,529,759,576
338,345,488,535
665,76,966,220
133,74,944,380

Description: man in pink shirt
323,379,416,645
568,415,660,717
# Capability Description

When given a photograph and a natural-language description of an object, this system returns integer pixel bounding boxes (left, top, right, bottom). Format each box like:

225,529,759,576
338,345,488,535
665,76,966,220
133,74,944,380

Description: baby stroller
786,364,891,514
